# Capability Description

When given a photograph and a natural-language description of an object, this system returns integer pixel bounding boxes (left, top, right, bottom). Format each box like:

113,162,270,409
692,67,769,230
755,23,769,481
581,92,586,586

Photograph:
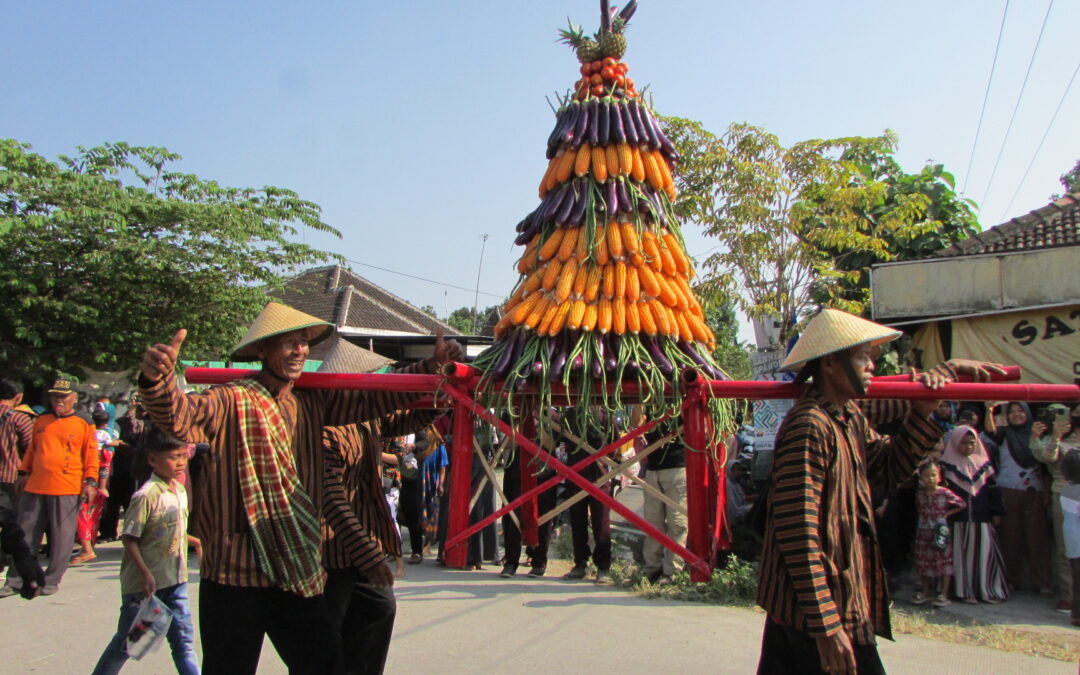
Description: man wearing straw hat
138,301,462,675
318,339,441,675
755,309,1005,674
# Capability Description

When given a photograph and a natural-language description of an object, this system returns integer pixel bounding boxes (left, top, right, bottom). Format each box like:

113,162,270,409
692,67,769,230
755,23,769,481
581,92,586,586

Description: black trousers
501,467,556,569
198,580,342,675
397,478,422,555
468,467,497,565
324,568,396,675
756,617,885,675
565,461,612,570
98,470,135,540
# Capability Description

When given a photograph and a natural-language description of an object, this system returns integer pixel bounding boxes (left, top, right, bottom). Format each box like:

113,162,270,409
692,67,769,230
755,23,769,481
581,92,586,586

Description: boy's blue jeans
91,582,199,675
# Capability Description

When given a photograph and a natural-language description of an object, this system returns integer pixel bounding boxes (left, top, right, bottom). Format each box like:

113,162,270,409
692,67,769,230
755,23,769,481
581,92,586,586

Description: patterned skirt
914,526,953,577
951,521,1009,602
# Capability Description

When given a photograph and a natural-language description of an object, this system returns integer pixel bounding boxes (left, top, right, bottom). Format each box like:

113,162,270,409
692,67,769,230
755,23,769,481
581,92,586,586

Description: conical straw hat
230,302,334,361
779,309,901,372
317,338,393,374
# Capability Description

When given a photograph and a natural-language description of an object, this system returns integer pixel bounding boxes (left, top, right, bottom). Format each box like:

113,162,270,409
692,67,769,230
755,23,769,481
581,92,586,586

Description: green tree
0,140,341,379
661,119,972,336
419,305,438,319
446,306,498,335
695,282,751,380
1055,159,1080,197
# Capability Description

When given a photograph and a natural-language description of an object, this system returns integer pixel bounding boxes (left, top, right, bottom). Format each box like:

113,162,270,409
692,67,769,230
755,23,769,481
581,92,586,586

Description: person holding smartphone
1032,404,1079,613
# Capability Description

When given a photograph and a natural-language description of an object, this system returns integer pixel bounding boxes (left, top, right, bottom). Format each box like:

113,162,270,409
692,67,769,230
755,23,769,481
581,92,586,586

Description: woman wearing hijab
939,425,1008,603
984,401,1053,594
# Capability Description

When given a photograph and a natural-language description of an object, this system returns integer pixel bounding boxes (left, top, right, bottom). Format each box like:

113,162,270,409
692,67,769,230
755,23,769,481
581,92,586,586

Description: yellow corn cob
650,301,671,335
656,152,676,200
591,145,608,183
605,145,620,180
523,295,550,330
581,302,599,332
555,148,576,183
638,264,661,297
547,302,571,336
602,264,616,299
643,151,665,191
572,263,589,297
625,300,641,333
689,296,705,319
568,299,587,330
612,297,627,335
595,226,610,265
524,270,544,294
511,291,542,325
665,305,680,339
597,297,613,334
689,313,713,344
656,274,679,308
606,220,624,258
541,260,561,292
575,143,591,177
614,260,627,299
538,227,564,262
667,277,690,310
584,265,602,302
494,311,513,338
507,282,528,305
539,155,558,197
676,310,694,343
641,230,663,272
537,299,562,335
658,242,678,277
575,224,589,262
626,265,641,302
558,227,579,262
638,300,657,335
555,258,578,303
661,231,690,276
516,236,539,274
620,221,640,254
617,142,633,175
631,145,646,182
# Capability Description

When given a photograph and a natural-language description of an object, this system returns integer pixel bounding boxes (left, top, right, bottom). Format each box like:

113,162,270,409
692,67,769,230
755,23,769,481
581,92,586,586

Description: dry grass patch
886,608,1079,663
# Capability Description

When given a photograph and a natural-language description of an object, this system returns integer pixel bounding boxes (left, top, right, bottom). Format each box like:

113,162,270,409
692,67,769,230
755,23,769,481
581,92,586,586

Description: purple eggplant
531,360,544,376
555,181,578,225
620,102,639,145
638,105,661,150
602,333,618,372
541,184,568,222
605,179,618,215
562,103,582,146
624,359,639,375
567,180,589,226
658,127,680,161
609,100,626,144
490,332,520,380
587,98,600,146
513,217,540,245
619,0,638,22
572,100,590,148
597,99,610,146
549,334,569,381
571,353,584,371
590,348,604,379
627,100,649,144
644,335,674,376
680,340,710,372
616,178,631,214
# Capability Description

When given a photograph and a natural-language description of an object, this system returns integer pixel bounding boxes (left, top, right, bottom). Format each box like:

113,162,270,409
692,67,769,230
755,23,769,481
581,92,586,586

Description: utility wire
344,257,503,299
998,59,1080,221
979,0,1056,209
962,0,1011,196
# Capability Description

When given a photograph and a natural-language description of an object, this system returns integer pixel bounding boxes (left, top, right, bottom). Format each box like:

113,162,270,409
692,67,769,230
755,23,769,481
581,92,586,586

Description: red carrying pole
682,387,712,582
444,402,474,569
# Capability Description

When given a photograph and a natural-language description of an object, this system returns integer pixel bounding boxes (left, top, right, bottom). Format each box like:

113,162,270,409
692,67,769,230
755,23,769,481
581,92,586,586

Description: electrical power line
998,59,1080,221
979,0,1056,208
962,0,1011,196
344,257,503,299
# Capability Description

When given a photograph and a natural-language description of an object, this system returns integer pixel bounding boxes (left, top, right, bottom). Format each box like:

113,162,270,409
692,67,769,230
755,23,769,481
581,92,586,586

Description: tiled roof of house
933,191,1080,258
275,265,456,337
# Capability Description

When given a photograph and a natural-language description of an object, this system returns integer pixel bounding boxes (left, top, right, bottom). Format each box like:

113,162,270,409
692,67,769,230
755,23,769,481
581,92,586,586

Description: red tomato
615,76,626,88
601,66,615,80
580,64,591,77
590,73,603,85
619,62,629,75
603,57,617,68
590,84,605,97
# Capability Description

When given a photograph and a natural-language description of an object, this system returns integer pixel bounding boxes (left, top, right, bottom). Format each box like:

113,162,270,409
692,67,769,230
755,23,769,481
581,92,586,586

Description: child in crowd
91,430,201,675
1059,447,1080,627
912,461,966,607
72,409,119,565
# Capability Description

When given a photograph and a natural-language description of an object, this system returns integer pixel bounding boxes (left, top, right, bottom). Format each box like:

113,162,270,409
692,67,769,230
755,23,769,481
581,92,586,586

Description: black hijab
1002,401,1036,469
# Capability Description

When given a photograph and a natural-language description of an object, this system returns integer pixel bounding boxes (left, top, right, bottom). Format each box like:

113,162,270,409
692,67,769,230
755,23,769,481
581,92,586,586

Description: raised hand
432,326,465,365
947,358,1009,382
141,329,187,383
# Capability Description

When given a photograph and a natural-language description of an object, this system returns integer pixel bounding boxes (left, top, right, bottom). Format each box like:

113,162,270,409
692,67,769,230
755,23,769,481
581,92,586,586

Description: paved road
0,541,1074,674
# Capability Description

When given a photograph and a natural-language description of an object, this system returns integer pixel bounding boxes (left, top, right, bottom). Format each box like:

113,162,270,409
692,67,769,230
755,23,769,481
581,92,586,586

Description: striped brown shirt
0,404,35,484
756,387,943,644
140,360,434,590
321,409,439,571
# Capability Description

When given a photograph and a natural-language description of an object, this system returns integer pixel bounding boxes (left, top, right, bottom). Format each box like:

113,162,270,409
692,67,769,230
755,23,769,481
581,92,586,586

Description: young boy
91,429,201,675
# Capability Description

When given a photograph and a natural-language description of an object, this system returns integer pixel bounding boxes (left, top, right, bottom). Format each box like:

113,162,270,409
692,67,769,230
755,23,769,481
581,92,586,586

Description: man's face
49,392,76,416
257,330,310,382
823,344,874,399
935,401,954,421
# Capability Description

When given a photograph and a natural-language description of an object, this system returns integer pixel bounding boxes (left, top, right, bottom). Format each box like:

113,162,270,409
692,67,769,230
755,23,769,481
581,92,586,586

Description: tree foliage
1055,158,1080,198
446,306,498,336
661,119,977,336
0,140,341,379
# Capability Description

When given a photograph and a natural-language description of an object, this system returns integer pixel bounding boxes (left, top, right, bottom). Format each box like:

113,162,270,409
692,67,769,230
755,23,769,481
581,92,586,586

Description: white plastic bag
124,594,174,660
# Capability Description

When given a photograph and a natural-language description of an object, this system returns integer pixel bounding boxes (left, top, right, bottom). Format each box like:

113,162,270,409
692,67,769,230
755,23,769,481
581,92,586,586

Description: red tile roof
933,191,1080,258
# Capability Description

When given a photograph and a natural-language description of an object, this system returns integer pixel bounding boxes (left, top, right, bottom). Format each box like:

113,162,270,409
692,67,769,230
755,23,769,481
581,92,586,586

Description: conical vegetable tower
472,1,731,431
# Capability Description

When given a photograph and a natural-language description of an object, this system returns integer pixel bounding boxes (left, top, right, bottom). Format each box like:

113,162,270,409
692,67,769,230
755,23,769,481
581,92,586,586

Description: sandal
910,592,928,605
406,554,422,565
962,597,978,604
69,553,96,566
932,595,951,607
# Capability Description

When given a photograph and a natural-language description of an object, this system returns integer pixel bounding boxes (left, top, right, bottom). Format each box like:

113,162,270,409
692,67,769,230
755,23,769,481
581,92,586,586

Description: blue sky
5,1,1077,341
